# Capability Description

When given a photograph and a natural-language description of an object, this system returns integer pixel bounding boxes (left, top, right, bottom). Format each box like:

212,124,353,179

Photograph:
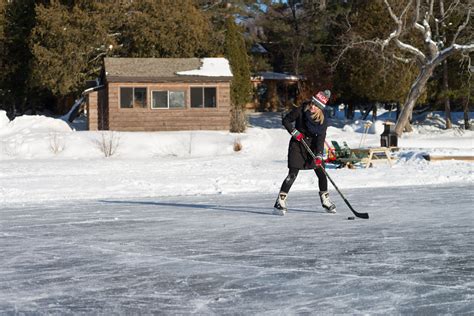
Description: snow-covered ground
0,108,473,313
0,109,472,205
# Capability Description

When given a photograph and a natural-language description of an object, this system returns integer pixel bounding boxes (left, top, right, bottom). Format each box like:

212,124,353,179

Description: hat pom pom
324,90,331,99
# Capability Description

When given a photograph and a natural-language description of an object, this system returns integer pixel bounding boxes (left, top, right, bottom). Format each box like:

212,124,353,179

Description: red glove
291,129,305,142
314,155,323,168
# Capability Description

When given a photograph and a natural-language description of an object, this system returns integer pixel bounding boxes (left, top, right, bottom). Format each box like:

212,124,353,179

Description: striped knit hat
311,90,331,110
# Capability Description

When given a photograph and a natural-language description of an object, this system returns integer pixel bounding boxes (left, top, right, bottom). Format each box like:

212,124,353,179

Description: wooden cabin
87,57,233,131
250,71,303,112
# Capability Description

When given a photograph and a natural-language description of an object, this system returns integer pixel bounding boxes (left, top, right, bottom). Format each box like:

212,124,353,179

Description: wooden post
87,91,99,131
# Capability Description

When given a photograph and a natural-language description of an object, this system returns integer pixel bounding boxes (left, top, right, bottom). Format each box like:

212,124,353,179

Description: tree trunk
346,103,355,120
320,0,327,11
443,60,452,129
395,65,435,135
267,81,279,111
463,96,471,130
230,107,246,133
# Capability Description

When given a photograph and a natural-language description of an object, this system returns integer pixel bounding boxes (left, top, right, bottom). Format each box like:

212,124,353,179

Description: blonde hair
305,103,325,124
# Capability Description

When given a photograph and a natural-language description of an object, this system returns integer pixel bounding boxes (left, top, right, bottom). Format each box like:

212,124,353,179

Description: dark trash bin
380,121,398,147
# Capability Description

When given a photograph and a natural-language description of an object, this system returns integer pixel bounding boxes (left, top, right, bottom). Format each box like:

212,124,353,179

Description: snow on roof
176,58,233,77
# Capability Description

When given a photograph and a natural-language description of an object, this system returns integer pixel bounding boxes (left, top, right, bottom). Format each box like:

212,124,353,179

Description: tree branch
330,39,379,69
428,0,434,17
394,39,426,61
422,17,438,58
382,0,426,62
414,0,425,34
443,0,461,20
392,53,414,64
452,7,471,45
432,43,474,67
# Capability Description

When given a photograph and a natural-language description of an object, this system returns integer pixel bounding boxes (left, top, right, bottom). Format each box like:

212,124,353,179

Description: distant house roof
104,57,233,83
250,43,268,54
251,71,304,82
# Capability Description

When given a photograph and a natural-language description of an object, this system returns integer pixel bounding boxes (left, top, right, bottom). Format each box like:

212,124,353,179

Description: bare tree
95,131,120,158
439,0,452,129
462,58,472,129
381,0,473,135
49,132,66,155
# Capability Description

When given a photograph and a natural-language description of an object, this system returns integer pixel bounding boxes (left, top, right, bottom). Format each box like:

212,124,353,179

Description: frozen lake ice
0,184,473,314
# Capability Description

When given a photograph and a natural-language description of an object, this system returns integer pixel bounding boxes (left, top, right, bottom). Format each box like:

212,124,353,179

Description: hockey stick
300,138,369,219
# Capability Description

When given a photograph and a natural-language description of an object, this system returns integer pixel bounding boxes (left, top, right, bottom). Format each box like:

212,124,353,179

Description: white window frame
151,90,185,109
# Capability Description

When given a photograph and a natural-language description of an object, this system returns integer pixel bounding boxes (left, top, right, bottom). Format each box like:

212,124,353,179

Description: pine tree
255,1,349,100
30,1,118,113
334,0,419,106
2,0,37,115
0,0,7,111
122,0,216,58
224,17,252,133
28,0,220,114
196,0,267,56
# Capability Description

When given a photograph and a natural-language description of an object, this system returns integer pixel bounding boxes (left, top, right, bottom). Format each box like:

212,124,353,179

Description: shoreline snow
0,110,472,205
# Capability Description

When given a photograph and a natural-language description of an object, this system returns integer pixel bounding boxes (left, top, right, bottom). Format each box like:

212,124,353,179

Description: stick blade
354,212,369,219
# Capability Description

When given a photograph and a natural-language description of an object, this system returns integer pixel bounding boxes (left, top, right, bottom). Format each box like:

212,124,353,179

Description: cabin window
120,87,147,108
190,87,216,108
151,90,185,109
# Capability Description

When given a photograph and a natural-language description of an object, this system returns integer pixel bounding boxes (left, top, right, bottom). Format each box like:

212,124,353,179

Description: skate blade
273,208,287,216
324,207,336,214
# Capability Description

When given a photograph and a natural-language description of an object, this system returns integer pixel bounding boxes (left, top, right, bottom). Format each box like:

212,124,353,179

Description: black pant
279,167,328,193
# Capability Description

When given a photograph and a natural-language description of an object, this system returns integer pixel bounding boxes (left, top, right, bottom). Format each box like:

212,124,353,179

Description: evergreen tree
195,0,268,56
29,0,220,114
310,1,357,100
224,17,252,133
30,0,118,113
0,0,7,110
2,0,37,116
257,2,304,73
430,54,472,129
256,1,349,100
334,0,419,105
122,0,217,58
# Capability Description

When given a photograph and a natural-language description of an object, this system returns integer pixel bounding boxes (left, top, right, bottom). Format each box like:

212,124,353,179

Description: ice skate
319,191,336,213
273,192,288,216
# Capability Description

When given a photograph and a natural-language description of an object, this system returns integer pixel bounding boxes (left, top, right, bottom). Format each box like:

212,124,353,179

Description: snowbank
0,111,71,135
0,111,472,204
0,111,9,129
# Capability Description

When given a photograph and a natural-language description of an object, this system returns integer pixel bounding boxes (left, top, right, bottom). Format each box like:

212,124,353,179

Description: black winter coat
282,105,328,170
